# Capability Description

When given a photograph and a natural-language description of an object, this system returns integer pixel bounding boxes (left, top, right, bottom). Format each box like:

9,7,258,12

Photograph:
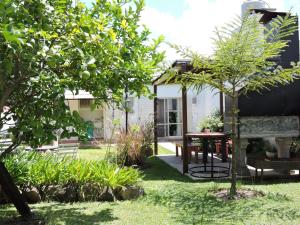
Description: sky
81,0,300,62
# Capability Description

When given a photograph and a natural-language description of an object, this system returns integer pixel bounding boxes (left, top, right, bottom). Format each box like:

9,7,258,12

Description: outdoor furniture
215,139,232,157
186,132,230,178
175,143,202,163
0,139,13,154
54,143,79,159
248,156,300,180
25,143,78,159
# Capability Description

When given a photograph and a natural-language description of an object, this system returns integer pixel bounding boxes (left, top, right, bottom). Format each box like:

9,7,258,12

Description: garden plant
171,12,300,196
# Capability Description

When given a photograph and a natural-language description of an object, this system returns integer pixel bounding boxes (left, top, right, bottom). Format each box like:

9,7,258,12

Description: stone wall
239,116,300,138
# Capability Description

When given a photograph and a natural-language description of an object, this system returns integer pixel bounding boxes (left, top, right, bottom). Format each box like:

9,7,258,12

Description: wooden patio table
186,132,229,178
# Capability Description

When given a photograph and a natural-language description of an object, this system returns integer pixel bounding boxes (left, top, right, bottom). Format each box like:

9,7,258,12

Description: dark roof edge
152,59,191,85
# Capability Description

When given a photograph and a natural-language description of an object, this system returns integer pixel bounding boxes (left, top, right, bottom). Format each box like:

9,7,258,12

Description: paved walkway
158,142,231,180
157,142,299,180
158,142,177,153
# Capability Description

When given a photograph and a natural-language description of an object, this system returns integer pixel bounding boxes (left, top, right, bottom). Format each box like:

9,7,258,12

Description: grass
157,144,174,155
78,144,174,161
1,148,300,225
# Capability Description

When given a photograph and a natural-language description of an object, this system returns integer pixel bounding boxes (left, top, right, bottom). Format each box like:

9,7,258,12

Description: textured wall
239,116,300,138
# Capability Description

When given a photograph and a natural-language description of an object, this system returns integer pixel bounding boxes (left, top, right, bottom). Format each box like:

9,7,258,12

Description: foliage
0,0,164,157
1,157,300,224
3,150,141,189
290,139,300,153
170,12,300,195
197,110,223,132
260,139,276,153
107,122,154,166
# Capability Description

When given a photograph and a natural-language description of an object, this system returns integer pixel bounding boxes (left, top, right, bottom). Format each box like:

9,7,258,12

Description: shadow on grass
145,156,300,185
144,185,299,225
0,203,118,225
142,157,193,183
143,157,300,224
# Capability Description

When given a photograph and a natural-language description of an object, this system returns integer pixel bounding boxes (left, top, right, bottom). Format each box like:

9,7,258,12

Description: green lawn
1,149,300,225
78,145,174,161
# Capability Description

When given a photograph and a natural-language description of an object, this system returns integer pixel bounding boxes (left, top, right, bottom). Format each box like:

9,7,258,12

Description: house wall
102,84,220,140
67,99,104,139
65,84,220,140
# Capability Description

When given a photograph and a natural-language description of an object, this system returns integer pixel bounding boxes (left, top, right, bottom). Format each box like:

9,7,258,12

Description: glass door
157,98,182,137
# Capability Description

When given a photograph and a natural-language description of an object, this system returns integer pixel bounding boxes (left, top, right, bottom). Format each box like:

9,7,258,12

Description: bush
3,150,142,190
197,110,223,132
107,122,154,167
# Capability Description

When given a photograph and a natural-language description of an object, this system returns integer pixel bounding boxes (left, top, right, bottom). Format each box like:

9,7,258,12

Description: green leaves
3,150,142,188
0,0,163,154
170,12,300,97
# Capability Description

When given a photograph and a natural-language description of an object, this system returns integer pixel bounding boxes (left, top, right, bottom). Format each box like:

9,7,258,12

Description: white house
65,60,221,141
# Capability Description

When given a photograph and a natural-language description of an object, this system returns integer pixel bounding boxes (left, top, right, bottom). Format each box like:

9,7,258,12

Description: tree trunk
230,94,238,196
0,161,32,217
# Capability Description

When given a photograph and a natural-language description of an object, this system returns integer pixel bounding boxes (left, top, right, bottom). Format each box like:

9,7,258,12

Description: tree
0,0,163,217
171,12,300,196
0,0,164,157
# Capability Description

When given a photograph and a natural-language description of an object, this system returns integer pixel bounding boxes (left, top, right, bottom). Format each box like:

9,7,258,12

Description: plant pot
203,128,211,133
266,151,277,159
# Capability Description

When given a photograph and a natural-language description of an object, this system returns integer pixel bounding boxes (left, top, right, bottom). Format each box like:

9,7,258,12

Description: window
80,99,91,108
157,98,182,137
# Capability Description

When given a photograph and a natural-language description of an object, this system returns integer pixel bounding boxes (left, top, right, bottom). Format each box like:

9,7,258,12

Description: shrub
108,122,154,167
3,150,142,189
197,110,223,132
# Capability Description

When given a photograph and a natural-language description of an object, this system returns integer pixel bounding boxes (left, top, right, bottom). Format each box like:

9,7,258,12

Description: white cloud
141,0,288,61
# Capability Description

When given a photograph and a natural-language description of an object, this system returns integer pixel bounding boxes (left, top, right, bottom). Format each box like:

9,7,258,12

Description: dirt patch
213,188,265,200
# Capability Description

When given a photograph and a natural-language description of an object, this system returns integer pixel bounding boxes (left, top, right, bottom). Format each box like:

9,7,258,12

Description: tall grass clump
107,122,154,167
3,150,142,189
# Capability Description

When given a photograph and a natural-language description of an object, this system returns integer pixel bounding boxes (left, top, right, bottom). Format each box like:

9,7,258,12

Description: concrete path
157,142,299,180
158,142,177,153
158,142,231,180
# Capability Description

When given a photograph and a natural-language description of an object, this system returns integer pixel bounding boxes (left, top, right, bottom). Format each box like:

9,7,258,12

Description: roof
152,59,192,86
253,9,290,23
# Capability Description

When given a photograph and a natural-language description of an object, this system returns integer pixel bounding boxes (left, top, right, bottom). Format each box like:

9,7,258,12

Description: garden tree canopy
0,0,164,157
170,12,300,196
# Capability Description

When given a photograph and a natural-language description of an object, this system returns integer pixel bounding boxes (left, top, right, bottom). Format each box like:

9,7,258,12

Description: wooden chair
215,139,231,157
175,143,202,163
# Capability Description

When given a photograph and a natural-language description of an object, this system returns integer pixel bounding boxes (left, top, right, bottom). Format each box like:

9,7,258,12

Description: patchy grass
78,146,115,161
1,155,300,224
78,145,174,161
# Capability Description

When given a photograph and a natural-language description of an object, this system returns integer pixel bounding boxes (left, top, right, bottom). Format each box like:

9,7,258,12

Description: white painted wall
65,84,220,140
102,84,220,139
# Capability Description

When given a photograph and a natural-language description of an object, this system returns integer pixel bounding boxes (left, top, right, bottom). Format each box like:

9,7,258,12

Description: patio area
158,142,300,180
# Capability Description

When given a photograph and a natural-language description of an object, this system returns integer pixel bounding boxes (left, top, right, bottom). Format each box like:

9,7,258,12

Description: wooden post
220,91,224,128
125,87,129,134
0,161,32,217
182,86,188,173
153,85,158,155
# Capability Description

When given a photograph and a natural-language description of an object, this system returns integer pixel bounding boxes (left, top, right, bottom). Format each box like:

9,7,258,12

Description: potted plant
290,141,300,158
263,140,277,159
198,110,223,133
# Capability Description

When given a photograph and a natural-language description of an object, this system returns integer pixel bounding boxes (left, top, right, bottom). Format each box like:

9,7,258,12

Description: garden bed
213,188,265,200
0,151,144,204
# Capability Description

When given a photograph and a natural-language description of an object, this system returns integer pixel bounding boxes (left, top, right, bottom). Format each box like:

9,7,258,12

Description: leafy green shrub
3,150,142,189
197,110,223,132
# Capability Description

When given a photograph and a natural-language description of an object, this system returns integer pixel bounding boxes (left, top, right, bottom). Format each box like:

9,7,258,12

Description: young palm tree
171,12,300,196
